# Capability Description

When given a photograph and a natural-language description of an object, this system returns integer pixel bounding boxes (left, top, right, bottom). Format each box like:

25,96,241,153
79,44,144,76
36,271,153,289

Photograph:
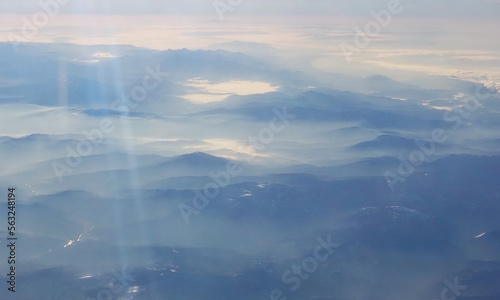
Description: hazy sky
0,0,499,18
1,1,499,90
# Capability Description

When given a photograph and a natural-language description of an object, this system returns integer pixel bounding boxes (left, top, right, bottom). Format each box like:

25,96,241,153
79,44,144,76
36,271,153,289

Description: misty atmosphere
1,1,500,299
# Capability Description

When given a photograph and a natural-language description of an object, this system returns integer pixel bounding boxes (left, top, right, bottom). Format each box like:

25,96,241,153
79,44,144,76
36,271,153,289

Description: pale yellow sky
1,14,499,90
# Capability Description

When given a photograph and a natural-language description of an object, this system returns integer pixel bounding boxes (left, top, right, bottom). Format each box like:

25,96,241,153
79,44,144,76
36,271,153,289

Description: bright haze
0,1,499,300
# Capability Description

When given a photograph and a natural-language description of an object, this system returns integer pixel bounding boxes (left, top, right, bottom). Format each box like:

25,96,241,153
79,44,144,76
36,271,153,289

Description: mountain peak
171,152,230,167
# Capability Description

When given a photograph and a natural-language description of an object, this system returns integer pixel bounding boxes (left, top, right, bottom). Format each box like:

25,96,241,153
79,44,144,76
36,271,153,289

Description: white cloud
182,79,279,104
